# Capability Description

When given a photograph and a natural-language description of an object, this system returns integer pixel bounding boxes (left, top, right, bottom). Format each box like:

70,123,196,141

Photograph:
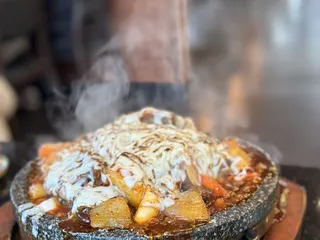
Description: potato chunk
89,197,132,228
108,170,145,207
164,189,209,222
134,186,160,224
223,139,250,169
186,165,201,186
29,183,47,200
38,197,60,212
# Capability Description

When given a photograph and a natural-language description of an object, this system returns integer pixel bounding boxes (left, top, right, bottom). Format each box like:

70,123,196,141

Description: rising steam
45,0,282,164
47,48,129,140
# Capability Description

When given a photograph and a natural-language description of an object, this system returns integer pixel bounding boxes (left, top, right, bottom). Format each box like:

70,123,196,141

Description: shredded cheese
41,107,250,212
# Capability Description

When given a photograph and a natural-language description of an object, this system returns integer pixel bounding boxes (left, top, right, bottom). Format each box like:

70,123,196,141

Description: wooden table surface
263,179,307,240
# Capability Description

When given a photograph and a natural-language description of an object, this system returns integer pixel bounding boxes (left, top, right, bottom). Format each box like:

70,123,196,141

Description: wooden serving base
0,178,306,240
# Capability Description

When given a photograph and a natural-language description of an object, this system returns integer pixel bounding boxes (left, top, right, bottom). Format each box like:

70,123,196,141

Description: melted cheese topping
42,107,249,212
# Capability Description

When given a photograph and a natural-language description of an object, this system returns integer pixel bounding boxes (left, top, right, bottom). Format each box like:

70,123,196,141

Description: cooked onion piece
186,165,201,186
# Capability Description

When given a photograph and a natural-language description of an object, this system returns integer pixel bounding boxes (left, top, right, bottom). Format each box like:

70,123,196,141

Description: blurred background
0,0,319,237
0,0,319,167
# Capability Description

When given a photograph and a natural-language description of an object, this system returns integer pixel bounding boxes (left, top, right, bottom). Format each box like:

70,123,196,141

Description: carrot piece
214,198,226,210
244,172,259,180
224,139,238,148
201,175,228,196
38,144,62,159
